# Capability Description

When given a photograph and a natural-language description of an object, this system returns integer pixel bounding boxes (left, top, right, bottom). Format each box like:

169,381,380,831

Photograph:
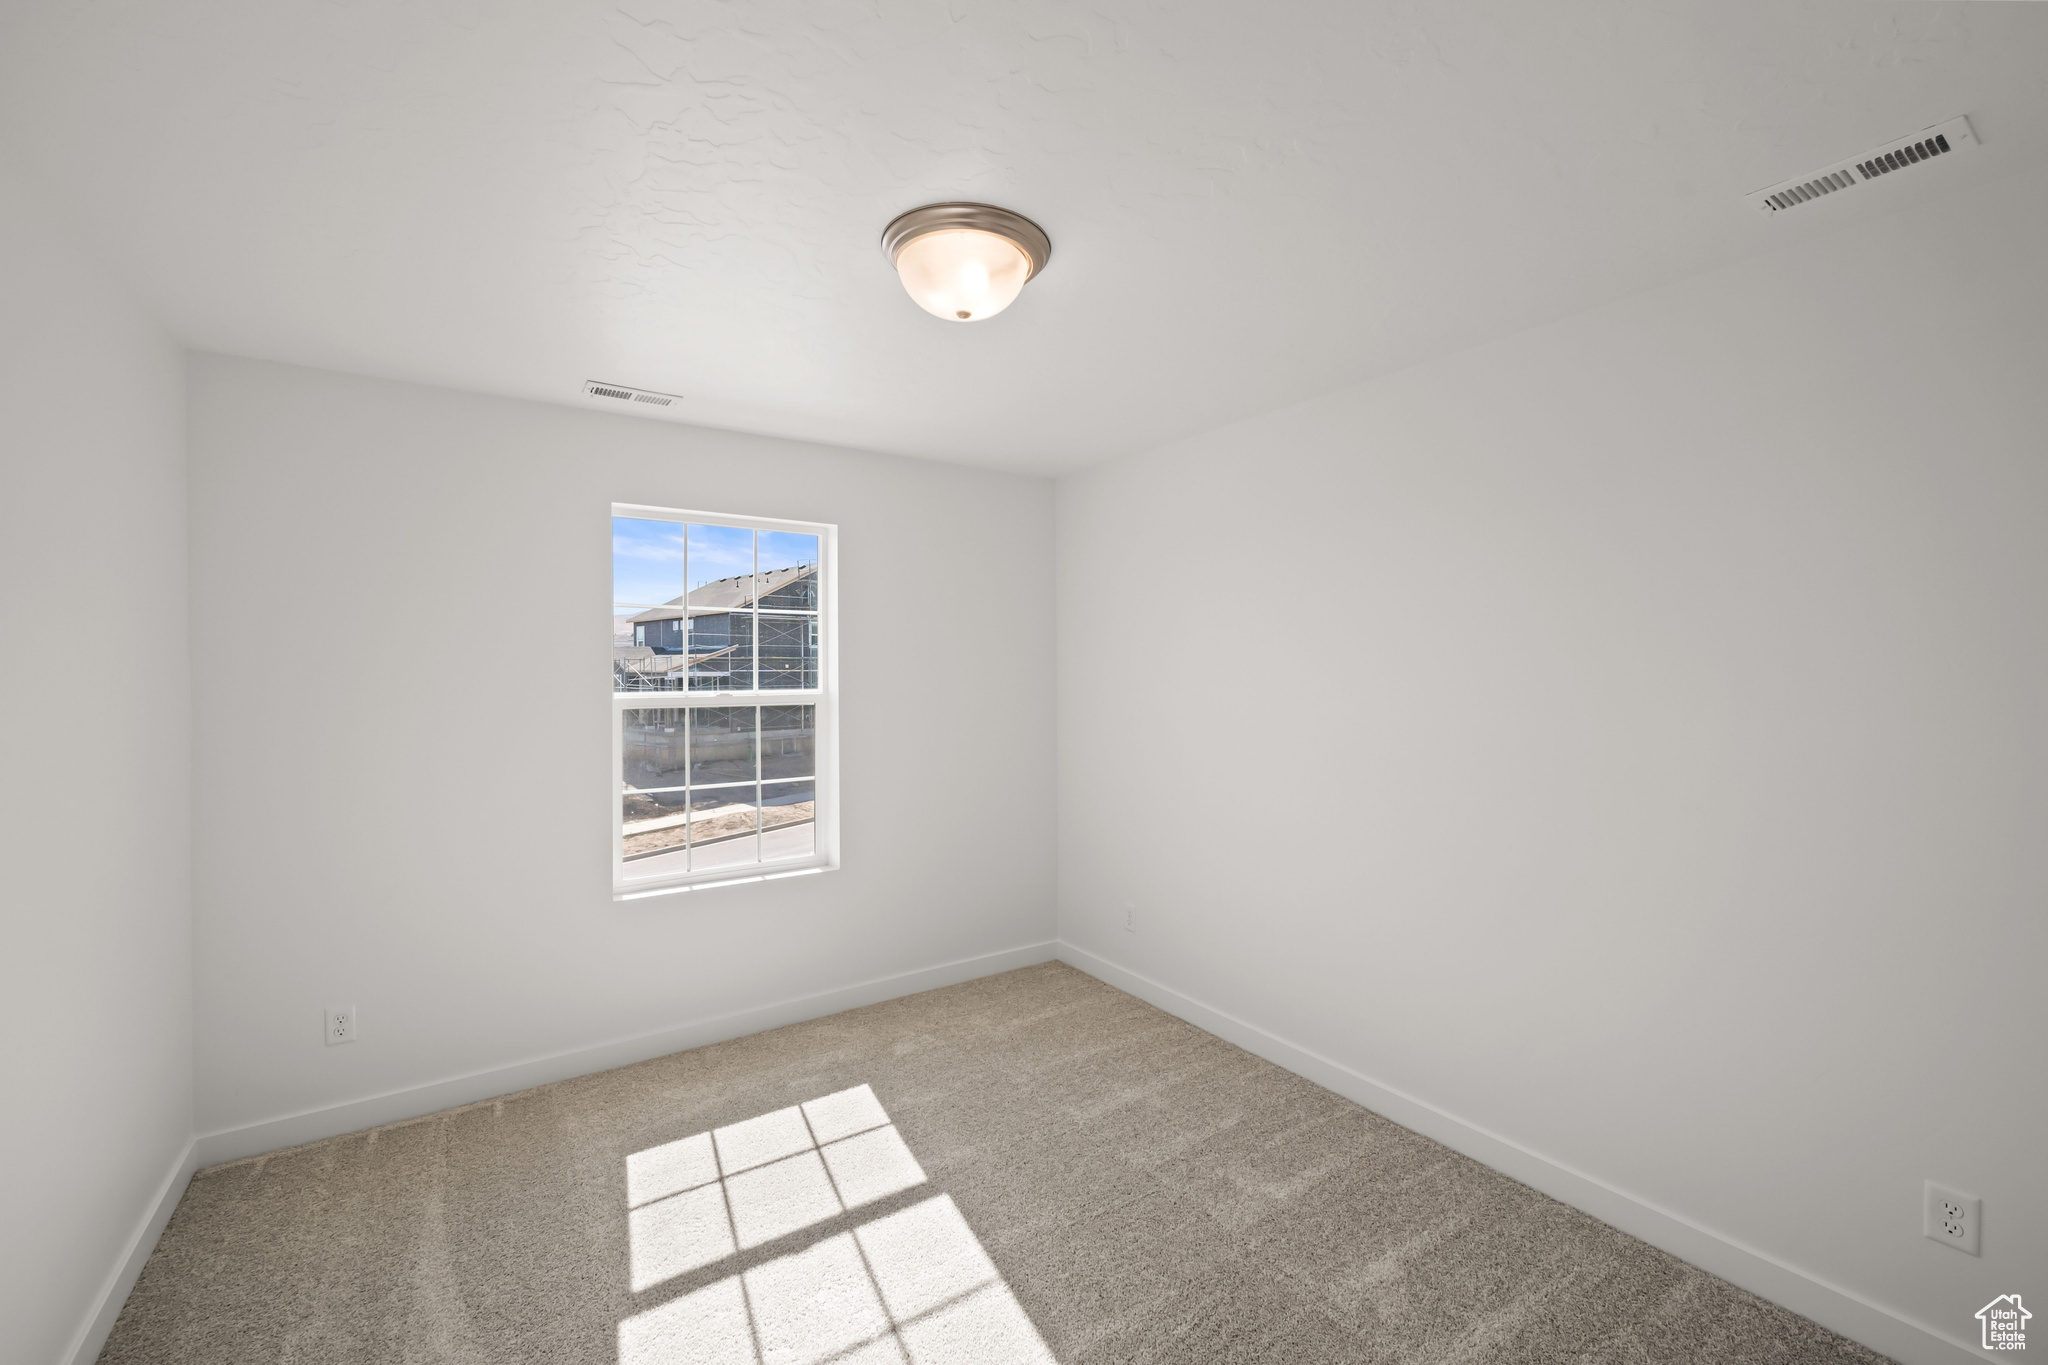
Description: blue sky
613,518,818,608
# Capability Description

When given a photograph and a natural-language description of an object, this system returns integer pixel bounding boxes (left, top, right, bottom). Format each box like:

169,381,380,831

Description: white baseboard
1053,941,1980,1365
193,940,1058,1167
64,1138,199,1365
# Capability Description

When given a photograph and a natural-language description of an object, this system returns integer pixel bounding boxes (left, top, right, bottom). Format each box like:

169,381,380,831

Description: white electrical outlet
325,1005,356,1046
1924,1180,1980,1256
1122,901,1136,933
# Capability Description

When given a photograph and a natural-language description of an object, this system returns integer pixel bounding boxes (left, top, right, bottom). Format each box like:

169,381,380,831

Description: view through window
614,507,831,892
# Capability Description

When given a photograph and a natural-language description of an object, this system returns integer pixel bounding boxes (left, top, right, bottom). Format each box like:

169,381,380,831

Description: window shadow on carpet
620,1084,1056,1365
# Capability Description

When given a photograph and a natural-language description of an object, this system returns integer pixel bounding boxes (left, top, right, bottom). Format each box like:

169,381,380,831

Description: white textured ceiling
4,1,2045,474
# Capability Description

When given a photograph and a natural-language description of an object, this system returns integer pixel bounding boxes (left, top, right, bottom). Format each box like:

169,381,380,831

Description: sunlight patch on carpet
620,1087,1054,1365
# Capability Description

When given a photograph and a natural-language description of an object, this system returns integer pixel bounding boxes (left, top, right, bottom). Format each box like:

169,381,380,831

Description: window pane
615,517,693,693
688,609,753,691
690,707,757,785
623,844,691,881
623,709,689,790
762,780,815,863
756,531,819,611
690,785,761,872
622,790,691,865
757,614,817,690
760,706,815,779
687,523,755,599
616,619,690,692
613,517,691,609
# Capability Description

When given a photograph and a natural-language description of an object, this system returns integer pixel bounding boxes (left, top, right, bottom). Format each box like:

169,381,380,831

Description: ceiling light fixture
881,203,1051,322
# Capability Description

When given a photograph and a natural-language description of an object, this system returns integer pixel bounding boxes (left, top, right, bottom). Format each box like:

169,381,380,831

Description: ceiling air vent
1746,116,1976,215
583,380,681,408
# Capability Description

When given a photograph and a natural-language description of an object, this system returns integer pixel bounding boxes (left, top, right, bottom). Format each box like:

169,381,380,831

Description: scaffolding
614,562,819,692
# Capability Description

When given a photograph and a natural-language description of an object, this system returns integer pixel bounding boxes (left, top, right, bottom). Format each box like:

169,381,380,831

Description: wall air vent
1746,116,1976,215
583,380,681,408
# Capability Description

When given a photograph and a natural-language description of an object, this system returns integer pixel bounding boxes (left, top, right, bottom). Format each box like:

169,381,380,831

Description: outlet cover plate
1924,1180,1980,1256
325,1005,356,1046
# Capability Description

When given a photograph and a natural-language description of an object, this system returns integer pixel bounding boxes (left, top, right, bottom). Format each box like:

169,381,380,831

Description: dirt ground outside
622,798,814,859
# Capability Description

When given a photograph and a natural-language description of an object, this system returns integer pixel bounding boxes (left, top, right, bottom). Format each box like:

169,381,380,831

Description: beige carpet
101,962,1890,1364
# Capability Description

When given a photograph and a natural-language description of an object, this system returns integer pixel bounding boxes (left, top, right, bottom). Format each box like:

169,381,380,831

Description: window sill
613,858,832,902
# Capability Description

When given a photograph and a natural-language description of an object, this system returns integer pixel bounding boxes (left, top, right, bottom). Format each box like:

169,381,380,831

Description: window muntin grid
615,516,820,695
613,507,830,893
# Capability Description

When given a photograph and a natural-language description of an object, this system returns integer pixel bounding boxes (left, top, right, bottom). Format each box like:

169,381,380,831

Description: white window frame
612,503,838,899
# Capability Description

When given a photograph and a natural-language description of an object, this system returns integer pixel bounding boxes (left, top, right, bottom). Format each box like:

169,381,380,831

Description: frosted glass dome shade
894,229,1033,322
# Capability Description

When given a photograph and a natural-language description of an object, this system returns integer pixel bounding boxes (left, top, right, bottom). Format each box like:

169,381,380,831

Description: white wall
1058,165,2048,1360
188,357,1055,1141
0,150,193,1364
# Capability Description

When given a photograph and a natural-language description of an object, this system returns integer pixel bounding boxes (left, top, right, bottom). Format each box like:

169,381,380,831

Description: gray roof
628,564,814,624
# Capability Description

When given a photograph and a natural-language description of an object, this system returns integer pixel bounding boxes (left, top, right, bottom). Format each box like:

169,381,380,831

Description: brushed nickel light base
880,203,1052,279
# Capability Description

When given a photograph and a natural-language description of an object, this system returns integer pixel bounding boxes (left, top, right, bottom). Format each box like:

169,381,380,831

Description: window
613,505,835,896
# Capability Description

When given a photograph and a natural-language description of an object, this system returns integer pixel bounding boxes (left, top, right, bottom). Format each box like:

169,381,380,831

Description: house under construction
614,562,819,691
